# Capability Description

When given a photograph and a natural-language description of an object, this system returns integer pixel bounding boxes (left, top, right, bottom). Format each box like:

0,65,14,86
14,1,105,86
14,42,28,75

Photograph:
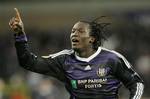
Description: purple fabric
15,34,27,42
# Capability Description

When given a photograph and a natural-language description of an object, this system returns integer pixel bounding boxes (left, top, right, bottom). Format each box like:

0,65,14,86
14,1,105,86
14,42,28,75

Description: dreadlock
81,16,110,50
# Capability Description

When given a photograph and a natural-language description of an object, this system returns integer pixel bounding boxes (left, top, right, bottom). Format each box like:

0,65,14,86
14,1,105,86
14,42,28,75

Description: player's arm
9,8,65,81
114,56,144,99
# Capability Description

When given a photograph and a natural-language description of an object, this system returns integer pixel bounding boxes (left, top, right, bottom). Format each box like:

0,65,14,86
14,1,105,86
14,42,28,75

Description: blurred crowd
0,14,150,99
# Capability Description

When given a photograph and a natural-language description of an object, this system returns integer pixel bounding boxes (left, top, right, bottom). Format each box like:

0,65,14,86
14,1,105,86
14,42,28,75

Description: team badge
97,68,107,77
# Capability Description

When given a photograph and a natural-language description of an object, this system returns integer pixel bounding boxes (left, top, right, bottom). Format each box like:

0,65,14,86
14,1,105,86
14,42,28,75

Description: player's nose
74,30,80,36
71,31,79,38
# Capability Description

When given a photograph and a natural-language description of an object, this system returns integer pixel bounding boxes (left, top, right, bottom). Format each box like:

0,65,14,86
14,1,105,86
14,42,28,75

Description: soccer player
9,8,144,99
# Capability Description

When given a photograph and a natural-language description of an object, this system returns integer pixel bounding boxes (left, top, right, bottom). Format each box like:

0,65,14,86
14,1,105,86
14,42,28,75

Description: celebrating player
9,8,144,99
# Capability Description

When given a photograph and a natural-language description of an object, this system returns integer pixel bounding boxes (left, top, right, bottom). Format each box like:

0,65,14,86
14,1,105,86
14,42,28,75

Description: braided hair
81,16,110,50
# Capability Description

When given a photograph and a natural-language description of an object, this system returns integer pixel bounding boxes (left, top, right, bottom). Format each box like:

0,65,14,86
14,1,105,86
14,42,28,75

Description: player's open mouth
72,38,79,43
71,38,80,46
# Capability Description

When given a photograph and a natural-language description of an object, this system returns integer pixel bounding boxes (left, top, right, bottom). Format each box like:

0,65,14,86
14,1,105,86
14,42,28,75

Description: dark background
0,0,150,99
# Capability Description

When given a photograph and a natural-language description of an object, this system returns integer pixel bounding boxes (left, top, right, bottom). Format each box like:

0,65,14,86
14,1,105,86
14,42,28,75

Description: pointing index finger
14,8,21,20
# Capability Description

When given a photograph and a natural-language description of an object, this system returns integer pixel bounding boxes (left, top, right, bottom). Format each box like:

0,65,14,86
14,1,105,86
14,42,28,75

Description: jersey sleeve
114,55,144,99
14,32,66,81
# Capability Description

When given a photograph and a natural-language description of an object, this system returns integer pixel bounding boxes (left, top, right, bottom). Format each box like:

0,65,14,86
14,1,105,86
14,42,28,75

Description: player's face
70,21,93,51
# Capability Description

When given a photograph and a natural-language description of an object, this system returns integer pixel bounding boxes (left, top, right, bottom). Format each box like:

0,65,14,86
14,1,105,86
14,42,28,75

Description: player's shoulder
42,49,74,59
100,47,125,60
101,47,131,68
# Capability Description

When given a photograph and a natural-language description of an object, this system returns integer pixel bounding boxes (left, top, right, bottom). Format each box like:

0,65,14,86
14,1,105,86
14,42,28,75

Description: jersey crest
97,68,107,77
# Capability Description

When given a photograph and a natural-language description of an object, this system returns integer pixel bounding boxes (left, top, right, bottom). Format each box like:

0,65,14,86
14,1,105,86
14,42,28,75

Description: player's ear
89,37,95,43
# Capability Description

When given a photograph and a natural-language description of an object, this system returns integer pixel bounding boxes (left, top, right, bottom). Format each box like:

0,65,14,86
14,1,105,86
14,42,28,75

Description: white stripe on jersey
42,49,74,58
133,83,144,99
101,47,132,68
101,47,144,99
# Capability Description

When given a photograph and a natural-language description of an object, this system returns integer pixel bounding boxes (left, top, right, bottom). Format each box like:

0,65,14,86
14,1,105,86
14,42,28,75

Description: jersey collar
75,47,101,62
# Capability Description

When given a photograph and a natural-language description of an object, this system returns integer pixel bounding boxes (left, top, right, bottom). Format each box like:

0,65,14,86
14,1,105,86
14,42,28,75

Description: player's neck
75,48,96,58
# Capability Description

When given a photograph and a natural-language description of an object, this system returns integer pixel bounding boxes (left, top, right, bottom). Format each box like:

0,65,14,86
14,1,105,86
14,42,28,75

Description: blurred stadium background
0,0,150,99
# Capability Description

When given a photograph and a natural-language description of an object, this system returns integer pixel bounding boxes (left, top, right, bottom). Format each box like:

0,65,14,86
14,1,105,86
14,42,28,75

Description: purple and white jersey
15,39,144,99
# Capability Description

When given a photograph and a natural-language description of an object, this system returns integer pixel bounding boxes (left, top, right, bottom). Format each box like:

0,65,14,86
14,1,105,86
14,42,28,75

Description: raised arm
9,8,65,81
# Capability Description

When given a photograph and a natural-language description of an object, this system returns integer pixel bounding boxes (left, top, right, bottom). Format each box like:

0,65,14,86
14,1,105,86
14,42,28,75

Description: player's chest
64,61,113,89
65,62,112,79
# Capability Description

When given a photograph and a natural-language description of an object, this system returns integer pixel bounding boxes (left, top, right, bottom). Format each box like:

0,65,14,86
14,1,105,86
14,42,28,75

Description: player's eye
71,29,76,33
71,30,75,33
78,30,85,33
